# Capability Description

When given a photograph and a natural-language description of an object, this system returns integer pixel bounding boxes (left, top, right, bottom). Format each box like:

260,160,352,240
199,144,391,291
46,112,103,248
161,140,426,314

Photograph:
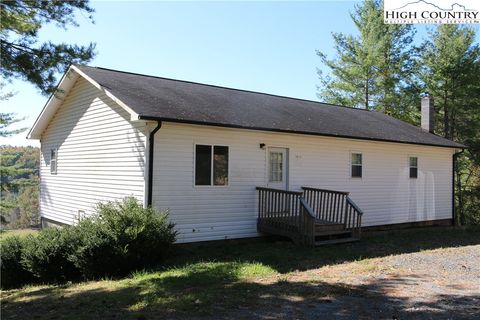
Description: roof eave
138,115,466,149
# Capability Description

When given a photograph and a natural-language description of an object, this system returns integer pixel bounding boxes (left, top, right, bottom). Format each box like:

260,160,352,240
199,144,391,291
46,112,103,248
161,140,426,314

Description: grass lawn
0,228,38,241
2,226,479,319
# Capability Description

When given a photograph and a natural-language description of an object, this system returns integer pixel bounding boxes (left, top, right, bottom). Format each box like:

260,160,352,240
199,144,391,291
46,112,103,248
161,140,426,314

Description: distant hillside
1,145,40,228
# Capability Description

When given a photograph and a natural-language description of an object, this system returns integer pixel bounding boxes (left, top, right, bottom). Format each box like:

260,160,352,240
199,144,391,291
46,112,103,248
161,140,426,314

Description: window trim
350,151,363,179
409,155,418,179
50,148,58,175
193,143,230,188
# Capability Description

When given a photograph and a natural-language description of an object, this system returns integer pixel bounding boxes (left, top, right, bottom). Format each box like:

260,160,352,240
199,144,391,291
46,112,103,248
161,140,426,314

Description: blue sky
2,0,479,146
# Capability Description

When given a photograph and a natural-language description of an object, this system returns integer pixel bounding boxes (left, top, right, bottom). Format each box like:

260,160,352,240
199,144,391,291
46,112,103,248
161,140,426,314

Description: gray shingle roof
77,65,464,149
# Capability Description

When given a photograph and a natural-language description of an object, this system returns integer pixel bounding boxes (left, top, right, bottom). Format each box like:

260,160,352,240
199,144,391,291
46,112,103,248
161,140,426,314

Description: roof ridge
77,64,371,112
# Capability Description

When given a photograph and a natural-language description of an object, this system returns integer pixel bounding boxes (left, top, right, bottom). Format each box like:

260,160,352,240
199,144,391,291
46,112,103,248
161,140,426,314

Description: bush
68,219,119,278
0,236,34,289
21,227,83,283
1,197,176,288
72,198,177,278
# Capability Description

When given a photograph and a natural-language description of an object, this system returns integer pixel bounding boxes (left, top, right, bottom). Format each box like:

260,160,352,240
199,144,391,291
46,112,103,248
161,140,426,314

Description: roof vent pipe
421,95,435,133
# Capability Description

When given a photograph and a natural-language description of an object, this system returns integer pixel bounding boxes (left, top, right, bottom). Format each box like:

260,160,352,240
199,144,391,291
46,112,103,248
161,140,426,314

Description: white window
269,151,283,182
351,152,362,178
195,145,229,186
50,148,57,174
409,156,418,179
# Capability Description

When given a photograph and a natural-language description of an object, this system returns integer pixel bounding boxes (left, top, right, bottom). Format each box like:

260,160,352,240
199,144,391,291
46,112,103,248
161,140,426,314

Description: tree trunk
383,50,389,115
450,105,456,140
365,76,369,110
456,164,465,225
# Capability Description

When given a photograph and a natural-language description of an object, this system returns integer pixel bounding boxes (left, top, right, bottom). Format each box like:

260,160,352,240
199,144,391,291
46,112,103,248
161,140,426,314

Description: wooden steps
314,221,354,245
314,230,352,237
315,237,360,246
256,186,363,246
315,222,344,233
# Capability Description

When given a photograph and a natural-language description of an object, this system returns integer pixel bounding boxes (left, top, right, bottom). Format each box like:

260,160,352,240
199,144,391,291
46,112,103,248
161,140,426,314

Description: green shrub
21,227,82,283
1,197,176,287
72,198,177,278
0,236,34,289
68,218,121,278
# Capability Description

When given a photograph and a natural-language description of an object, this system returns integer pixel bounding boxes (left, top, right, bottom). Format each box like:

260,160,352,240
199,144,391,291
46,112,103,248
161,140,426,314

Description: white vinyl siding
39,77,147,225
152,122,454,243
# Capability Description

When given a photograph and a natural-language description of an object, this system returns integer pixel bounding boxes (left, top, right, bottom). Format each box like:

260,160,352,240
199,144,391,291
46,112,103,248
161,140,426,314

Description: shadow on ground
171,226,480,273
2,226,480,319
2,265,479,319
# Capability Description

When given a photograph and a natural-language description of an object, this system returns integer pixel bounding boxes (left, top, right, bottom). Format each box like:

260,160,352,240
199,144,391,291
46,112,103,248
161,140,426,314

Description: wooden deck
257,186,363,246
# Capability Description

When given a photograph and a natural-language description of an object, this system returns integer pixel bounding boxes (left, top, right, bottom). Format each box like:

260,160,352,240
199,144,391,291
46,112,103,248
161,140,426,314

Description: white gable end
39,76,148,224
28,65,140,140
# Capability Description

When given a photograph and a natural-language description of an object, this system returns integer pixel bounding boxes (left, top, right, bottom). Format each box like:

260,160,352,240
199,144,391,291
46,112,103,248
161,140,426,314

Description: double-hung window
351,152,362,178
195,145,229,186
409,156,418,178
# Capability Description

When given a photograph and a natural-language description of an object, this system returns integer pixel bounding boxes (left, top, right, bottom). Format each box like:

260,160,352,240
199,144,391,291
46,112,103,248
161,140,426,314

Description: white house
28,65,464,245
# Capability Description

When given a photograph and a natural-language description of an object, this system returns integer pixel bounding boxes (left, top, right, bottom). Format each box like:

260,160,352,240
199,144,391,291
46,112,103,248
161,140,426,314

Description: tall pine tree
419,25,480,140
317,0,417,122
0,0,97,136
419,25,480,225
0,0,96,95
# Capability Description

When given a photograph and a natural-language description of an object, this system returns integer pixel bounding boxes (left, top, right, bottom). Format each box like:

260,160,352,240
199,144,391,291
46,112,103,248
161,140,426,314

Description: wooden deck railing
302,187,349,223
257,186,363,245
256,187,316,246
298,197,316,246
302,186,363,238
345,197,363,238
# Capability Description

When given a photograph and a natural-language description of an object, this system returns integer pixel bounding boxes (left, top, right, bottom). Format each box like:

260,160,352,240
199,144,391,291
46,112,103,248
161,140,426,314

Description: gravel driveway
222,245,480,320
379,245,480,319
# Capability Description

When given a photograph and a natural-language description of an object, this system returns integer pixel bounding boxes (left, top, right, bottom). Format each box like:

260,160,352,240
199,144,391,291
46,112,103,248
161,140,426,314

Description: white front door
267,147,288,190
